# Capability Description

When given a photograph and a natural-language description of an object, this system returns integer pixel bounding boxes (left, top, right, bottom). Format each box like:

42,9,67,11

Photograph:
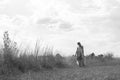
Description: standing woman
75,42,85,67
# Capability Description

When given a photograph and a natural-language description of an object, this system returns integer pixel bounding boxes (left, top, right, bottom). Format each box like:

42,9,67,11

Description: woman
75,42,85,67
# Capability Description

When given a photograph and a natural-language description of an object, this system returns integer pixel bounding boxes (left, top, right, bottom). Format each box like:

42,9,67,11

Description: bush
41,54,55,69
55,53,66,68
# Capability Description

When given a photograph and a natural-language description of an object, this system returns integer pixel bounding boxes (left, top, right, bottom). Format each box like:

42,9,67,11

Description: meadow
1,64,120,80
0,31,120,80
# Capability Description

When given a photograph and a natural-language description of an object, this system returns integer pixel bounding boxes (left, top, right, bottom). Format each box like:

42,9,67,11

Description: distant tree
86,52,95,59
91,52,95,57
3,31,11,65
97,54,105,62
3,31,18,70
104,52,114,60
98,54,104,58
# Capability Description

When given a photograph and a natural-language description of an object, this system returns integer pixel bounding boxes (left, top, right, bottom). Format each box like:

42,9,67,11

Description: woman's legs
77,57,83,67
81,59,85,66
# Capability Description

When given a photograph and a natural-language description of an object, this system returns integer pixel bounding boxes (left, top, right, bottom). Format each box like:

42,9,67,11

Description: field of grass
1,65,120,80
0,31,120,80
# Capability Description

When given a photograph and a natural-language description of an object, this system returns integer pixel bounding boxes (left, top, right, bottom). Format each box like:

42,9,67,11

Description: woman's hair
77,42,81,46
77,42,83,48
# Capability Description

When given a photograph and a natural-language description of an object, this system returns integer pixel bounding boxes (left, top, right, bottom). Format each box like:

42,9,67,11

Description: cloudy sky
0,0,120,57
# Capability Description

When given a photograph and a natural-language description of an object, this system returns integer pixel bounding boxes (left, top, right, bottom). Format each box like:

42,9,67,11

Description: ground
1,65,120,80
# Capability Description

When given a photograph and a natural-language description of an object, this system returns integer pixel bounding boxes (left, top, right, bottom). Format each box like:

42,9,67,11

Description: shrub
55,53,66,68
2,31,19,74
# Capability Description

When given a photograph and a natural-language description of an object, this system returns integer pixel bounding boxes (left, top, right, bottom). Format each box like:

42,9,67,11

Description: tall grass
0,31,67,75
0,31,119,76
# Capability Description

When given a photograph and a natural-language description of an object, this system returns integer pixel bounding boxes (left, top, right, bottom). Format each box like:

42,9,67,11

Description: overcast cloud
0,0,120,56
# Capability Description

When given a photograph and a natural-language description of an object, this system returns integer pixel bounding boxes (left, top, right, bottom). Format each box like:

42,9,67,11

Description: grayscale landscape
0,0,120,80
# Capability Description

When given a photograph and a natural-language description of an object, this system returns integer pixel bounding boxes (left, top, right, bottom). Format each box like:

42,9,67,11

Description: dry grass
1,65,120,80
0,31,68,75
0,31,120,80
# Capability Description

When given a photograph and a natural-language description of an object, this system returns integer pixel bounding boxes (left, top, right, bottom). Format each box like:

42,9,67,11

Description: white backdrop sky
0,0,120,57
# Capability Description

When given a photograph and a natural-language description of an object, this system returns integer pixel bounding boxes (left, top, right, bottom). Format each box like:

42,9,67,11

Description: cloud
0,0,10,5
59,21,73,31
0,0,120,56
37,17,58,25
28,0,81,24
0,0,32,16
27,0,120,56
36,17,73,31
28,0,120,32
0,15,32,44
65,0,120,15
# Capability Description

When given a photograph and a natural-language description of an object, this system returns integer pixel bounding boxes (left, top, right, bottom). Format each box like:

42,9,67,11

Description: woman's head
77,42,81,46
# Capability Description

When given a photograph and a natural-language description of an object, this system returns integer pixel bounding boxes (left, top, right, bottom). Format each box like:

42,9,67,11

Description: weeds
0,31,119,78
0,31,67,75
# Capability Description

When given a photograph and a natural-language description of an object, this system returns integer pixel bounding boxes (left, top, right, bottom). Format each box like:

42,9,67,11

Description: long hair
77,42,82,47
77,42,84,54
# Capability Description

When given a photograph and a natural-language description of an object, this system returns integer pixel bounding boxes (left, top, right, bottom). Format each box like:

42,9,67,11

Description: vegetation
0,31,120,80
0,31,68,75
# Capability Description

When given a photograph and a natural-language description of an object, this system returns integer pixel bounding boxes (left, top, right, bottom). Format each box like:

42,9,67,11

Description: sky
0,0,120,57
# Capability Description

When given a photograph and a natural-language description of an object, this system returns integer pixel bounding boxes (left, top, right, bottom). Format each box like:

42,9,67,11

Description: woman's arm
75,48,78,56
